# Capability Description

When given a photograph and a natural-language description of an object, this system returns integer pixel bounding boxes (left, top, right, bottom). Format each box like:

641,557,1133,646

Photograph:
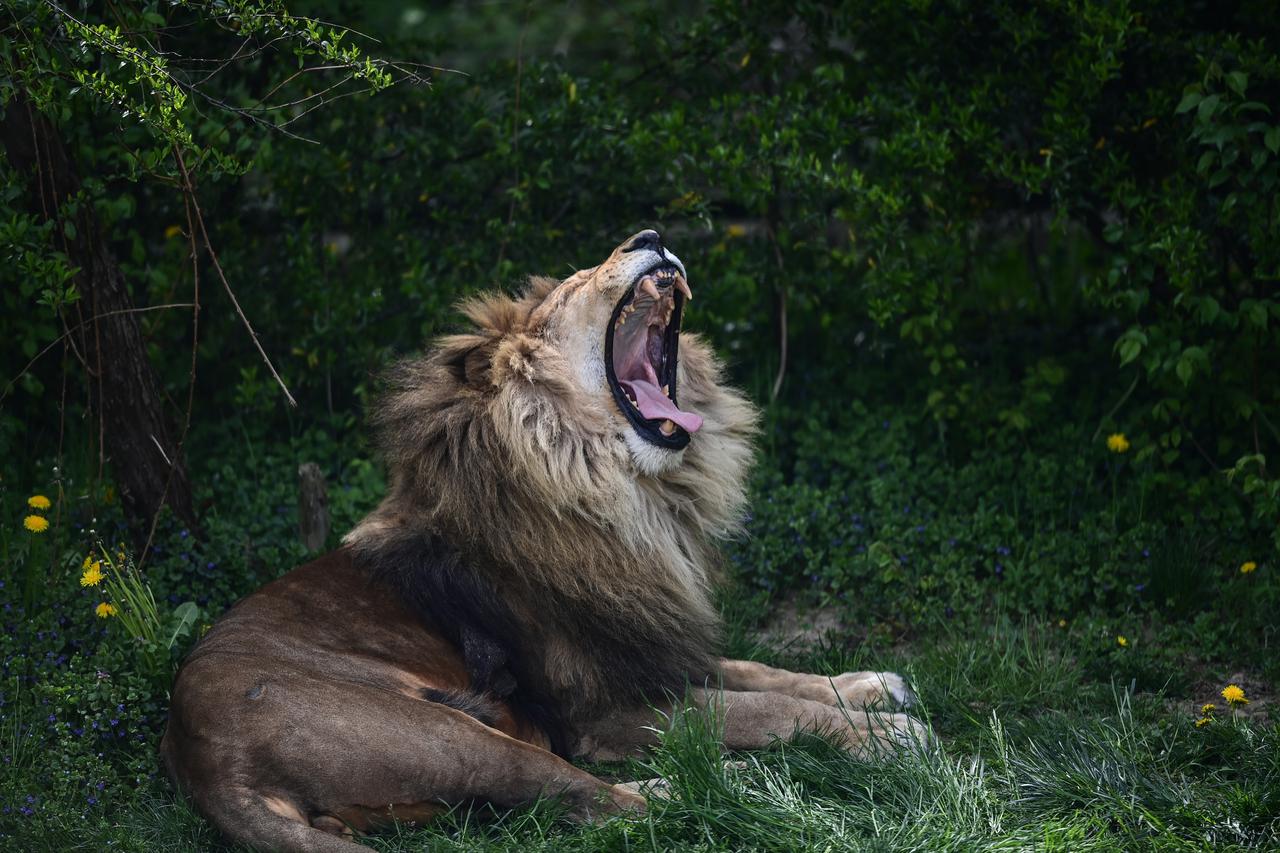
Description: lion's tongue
616,325,703,434
621,377,704,433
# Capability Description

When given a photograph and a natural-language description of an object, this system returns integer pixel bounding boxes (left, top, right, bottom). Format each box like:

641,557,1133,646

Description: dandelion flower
164,224,183,240
95,602,117,619
1240,561,1257,574
1107,433,1131,453
27,495,51,510
1221,684,1248,706
80,563,105,587
1195,717,1212,728
1201,703,1216,716
1117,635,1128,647
1058,618,1068,628
23,515,49,534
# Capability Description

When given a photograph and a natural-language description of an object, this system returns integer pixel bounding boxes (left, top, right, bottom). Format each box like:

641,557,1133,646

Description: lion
161,230,927,851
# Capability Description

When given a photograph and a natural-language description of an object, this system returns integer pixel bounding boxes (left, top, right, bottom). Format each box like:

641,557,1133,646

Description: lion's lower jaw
622,427,687,475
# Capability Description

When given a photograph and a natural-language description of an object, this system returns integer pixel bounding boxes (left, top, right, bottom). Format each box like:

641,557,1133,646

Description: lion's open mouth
604,263,702,449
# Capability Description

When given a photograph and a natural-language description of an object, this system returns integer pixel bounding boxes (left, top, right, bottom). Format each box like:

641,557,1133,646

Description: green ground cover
2,370,1275,850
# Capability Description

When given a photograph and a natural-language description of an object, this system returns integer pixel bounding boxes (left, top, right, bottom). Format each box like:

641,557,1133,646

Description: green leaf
1227,71,1248,96
1265,127,1280,154
1197,94,1221,122
164,601,201,652
1175,90,1202,114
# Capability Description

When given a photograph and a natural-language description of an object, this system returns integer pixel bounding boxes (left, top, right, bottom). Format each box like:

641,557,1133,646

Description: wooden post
297,462,330,553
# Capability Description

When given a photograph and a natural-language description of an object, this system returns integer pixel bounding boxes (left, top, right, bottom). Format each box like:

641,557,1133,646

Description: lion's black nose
623,229,662,253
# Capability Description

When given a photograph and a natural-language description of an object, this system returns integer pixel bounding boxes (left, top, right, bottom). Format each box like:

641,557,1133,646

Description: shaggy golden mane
344,276,758,723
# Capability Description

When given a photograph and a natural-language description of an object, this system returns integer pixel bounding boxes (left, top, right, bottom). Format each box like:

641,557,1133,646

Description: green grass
6,617,1275,851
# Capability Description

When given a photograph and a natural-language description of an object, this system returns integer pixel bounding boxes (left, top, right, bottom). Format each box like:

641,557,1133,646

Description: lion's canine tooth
662,384,670,396
639,277,661,303
659,419,676,436
676,275,693,302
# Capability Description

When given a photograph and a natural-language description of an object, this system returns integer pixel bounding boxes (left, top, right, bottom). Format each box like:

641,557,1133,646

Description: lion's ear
491,333,544,386
437,334,495,389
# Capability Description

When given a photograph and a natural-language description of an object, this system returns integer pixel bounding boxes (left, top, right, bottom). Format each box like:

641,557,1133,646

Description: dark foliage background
1,0,1278,847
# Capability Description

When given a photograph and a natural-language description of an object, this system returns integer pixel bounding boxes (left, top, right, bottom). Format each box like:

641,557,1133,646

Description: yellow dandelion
1201,703,1216,716
1221,684,1248,706
1058,618,1068,628
80,562,105,587
1038,147,1054,157
1117,635,1128,647
27,495,51,510
95,602,117,619
82,554,94,570
1195,717,1212,728
1240,561,1257,574
23,515,49,534
164,224,183,240
1107,433,1131,453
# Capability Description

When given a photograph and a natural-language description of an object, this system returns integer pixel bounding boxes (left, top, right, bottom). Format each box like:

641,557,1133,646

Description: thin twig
494,2,530,274
767,171,788,402
140,177,202,568
1091,371,1140,444
0,303,196,407
173,147,297,407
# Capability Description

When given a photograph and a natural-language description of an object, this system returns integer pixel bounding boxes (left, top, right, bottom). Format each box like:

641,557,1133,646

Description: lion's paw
604,783,649,815
829,670,916,710
844,711,933,757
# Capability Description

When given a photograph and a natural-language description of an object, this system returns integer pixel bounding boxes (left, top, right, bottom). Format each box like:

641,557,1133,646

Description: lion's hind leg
169,665,644,852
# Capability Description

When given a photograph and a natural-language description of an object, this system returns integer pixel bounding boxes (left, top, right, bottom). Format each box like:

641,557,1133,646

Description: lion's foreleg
716,658,916,709
572,687,927,762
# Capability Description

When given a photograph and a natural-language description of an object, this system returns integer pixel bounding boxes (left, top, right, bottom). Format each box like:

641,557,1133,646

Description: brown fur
163,232,926,852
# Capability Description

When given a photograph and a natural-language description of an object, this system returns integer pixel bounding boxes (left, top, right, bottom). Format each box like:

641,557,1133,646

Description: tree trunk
1,94,198,534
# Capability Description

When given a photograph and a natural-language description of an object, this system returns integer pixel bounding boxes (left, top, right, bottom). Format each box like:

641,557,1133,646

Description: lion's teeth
676,275,692,302
662,384,670,396
659,419,676,436
639,277,661,303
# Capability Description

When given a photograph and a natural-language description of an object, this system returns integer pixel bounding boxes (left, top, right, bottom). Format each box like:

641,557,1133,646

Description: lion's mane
344,277,757,731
